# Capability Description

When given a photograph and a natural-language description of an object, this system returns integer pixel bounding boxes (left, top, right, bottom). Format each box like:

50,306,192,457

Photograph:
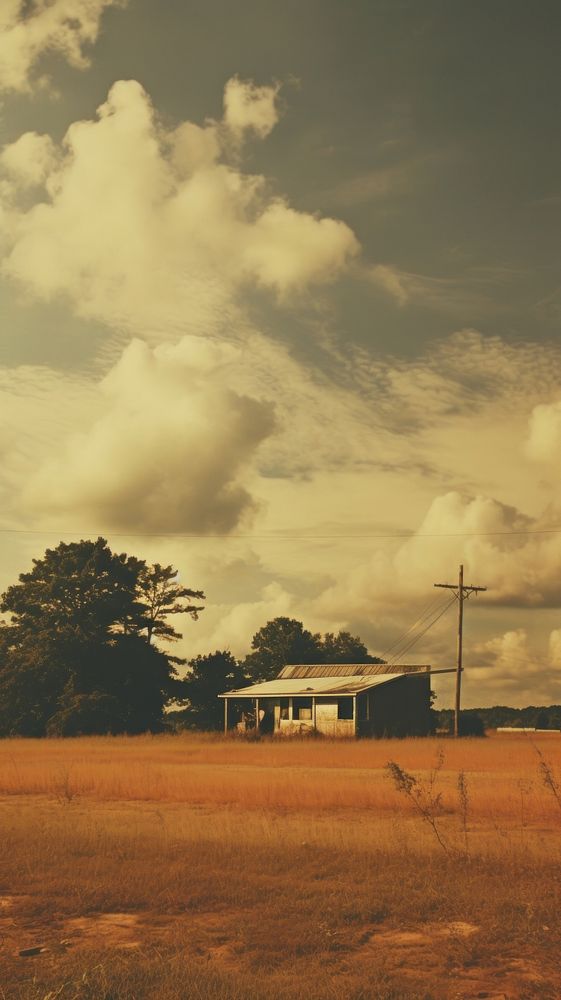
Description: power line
0,525,559,541
379,595,450,661
385,602,454,665
386,596,457,665
378,597,443,660
390,597,457,663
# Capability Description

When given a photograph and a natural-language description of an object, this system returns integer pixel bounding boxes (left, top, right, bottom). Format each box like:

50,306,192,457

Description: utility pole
434,565,486,738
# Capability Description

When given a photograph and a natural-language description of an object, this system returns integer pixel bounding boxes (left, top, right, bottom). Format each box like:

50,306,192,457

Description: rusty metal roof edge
277,663,432,679
218,668,454,697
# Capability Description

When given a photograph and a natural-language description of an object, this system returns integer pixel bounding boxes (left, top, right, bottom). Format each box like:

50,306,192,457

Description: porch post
224,698,228,734
353,695,357,736
312,696,317,730
255,697,260,732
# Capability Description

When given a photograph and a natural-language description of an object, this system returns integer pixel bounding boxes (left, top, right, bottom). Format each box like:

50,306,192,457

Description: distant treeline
435,706,561,732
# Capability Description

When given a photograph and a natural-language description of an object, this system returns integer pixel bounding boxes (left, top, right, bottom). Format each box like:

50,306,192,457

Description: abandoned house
219,663,450,738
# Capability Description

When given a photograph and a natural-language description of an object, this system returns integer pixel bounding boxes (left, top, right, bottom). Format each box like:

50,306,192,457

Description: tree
458,713,485,737
0,631,71,737
243,617,382,682
1,538,143,643
536,710,550,730
244,618,321,682
319,631,383,664
0,538,204,736
180,651,248,730
137,563,204,644
46,693,124,737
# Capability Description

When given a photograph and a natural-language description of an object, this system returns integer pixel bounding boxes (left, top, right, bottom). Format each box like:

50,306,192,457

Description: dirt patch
65,912,141,950
351,920,559,999
2,910,142,958
368,921,479,948
1,898,248,966
0,894,32,910
180,911,244,971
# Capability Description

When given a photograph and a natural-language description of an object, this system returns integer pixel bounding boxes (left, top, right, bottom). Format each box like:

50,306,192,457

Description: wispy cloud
365,262,521,315
324,161,412,207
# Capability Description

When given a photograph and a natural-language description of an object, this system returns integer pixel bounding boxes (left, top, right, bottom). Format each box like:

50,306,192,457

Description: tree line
435,706,561,733
0,538,381,737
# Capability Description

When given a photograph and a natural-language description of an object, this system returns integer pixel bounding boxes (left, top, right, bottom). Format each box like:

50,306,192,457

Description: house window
293,697,313,721
337,697,354,720
279,698,289,720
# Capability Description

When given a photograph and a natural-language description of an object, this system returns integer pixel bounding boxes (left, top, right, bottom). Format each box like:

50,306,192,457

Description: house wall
358,675,432,737
315,699,354,738
274,698,355,737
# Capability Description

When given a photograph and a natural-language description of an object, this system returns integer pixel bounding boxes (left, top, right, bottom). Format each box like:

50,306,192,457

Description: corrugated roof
219,673,414,698
278,663,431,679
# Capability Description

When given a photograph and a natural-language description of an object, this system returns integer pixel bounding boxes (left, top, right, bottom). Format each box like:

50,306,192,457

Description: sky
2,0,561,707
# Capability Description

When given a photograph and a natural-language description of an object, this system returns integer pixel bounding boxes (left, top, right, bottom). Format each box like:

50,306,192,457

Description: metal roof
278,663,431,679
220,673,421,699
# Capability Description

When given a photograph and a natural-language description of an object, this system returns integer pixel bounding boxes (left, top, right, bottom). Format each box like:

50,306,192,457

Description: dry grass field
1,733,561,1000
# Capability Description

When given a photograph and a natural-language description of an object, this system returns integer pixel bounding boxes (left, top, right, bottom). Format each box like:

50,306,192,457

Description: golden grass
1,733,561,999
1,732,560,823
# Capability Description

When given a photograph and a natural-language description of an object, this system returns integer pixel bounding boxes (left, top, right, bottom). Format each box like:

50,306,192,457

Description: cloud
0,131,58,188
314,490,561,624
9,323,408,534
466,628,561,706
340,332,561,479
0,360,97,524
0,0,126,95
0,79,359,333
223,76,280,140
321,149,432,209
368,264,410,306
472,629,531,682
189,581,295,658
526,399,561,464
5,327,561,576
328,165,407,207
23,337,276,533
366,263,518,316
549,630,561,669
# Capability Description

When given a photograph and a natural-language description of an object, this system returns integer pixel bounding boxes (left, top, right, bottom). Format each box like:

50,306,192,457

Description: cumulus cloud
223,76,280,140
314,490,561,625
10,323,405,534
24,337,276,532
465,628,561,706
0,0,125,95
190,581,295,658
0,131,58,188
0,361,97,523
472,629,531,681
0,79,359,333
